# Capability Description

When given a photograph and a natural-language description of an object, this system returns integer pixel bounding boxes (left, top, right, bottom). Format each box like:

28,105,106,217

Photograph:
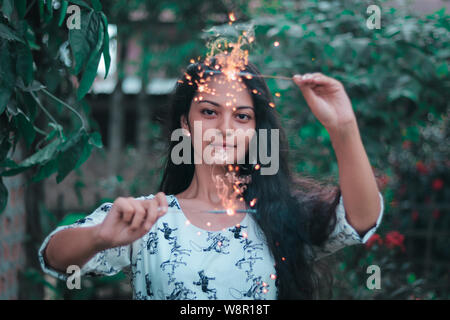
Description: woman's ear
180,115,190,136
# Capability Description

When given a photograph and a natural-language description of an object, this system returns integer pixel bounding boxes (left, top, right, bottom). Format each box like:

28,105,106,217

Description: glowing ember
250,198,257,207
270,274,277,280
269,102,275,108
228,12,236,22
227,208,235,216
263,288,268,294
273,41,280,47
275,92,281,97
254,164,260,170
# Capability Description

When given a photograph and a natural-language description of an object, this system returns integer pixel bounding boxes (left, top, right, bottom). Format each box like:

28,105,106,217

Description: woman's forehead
194,74,253,106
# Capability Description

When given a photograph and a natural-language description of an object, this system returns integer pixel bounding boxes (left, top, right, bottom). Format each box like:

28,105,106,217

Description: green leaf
69,0,91,9
77,14,104,100
88,131,103,148
16,42,34,86
100,12,110,79
0,137,12,162
14,112,36,148
56,129,88,183
31,158,58,182
407,273,416,284
15,0,27,19
57,212,88,227
0,23,25,43
58,0,69,27
45,0,53,17
0,176,8,214
1,0,13,20
0,87,12,114
1,138,61,176
74,138,93,168
69,10,96,76
90,0,102,11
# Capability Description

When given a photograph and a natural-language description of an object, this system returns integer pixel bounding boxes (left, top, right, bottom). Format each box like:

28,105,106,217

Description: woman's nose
217,114,235,135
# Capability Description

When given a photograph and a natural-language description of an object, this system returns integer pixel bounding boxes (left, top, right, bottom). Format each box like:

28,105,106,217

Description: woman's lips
210,143,236,148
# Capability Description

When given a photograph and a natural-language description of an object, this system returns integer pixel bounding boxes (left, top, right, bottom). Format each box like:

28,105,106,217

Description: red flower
385,231,406,252
402,140,412,149
432,179,444,191
366,233,383,249
432,210,440,220
416,161,428,175
379,174,390,189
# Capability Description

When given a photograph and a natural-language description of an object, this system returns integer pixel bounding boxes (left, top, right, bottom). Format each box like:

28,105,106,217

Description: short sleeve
312,191,384,260
38,202,131,281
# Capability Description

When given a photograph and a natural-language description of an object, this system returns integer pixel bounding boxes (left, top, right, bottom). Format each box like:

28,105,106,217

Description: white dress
38,192,384,300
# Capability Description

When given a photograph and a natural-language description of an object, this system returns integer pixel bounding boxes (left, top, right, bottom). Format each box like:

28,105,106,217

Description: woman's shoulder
134,193,181,210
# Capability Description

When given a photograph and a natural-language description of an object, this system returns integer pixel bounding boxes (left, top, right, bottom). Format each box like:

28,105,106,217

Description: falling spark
250,198,257,207
273,41,280,47
270,274,277,280
275,92,281,97
254,164,260,170
269,102,275,108
228,12,236,22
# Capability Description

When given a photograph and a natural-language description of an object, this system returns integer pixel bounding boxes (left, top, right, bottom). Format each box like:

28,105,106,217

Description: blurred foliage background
0,0,448,299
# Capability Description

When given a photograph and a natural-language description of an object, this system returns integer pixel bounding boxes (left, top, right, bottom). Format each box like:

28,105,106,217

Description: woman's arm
293,73,381,235
327,120,381,234
43,193,169,274
44,225,107,273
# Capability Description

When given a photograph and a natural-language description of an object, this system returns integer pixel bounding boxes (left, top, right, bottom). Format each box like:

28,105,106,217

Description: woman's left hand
293,73,357,133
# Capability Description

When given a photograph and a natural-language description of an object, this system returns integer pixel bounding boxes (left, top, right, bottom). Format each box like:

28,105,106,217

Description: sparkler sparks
176,13,300,218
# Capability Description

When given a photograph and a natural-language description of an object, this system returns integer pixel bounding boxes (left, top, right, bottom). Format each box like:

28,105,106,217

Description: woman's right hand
94,192,169,249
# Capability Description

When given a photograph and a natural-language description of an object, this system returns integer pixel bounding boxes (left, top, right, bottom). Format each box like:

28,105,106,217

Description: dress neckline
171,194,249,233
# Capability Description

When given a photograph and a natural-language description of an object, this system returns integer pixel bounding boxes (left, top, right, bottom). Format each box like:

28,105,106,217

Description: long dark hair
158,58,341,299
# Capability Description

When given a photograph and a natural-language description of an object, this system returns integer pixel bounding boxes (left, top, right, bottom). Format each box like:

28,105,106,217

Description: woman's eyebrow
198,99,254,110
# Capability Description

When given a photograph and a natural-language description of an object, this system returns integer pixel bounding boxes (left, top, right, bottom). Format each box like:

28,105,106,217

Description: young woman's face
182,74,256,166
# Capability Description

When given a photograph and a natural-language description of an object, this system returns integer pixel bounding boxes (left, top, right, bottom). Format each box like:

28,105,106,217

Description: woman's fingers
129,199,147,231
293,73,342,90
154,192,169,218
114,197,134,223
144,199,158,230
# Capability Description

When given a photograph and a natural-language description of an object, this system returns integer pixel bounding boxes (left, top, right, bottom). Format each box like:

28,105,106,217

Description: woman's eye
201,109,216,116
236,114,251,120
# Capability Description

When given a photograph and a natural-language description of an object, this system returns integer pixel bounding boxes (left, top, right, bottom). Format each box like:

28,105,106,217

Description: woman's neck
177,164,236,207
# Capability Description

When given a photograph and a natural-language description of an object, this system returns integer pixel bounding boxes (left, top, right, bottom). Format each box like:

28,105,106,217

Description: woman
39,56,384,300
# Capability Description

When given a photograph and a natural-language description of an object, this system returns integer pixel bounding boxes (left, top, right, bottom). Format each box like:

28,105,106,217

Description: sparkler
205,70,293,81
203,209,257,214
158,207,256,215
